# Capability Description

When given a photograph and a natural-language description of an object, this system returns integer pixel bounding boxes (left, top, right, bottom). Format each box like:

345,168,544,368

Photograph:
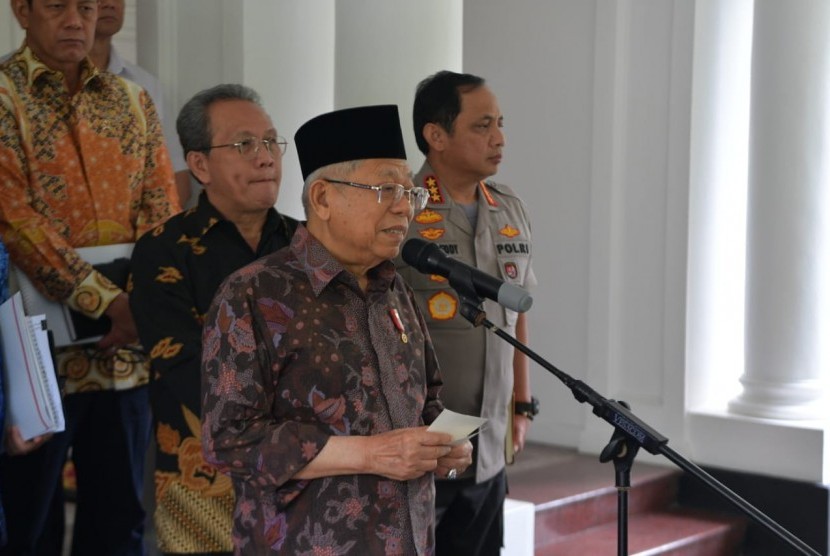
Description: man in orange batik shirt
0,1,180,554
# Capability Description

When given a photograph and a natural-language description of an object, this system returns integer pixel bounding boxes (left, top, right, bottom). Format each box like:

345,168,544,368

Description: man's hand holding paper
428,409,485,479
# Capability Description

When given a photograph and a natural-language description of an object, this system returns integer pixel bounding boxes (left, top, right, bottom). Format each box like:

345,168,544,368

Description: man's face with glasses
323,158,417,270
190,99,283,221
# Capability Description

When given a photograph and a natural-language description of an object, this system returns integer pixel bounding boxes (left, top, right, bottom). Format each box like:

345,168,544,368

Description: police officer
396,70,538,556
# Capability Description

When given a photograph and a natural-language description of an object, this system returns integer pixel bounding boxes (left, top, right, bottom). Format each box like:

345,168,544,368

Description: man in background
130,83,298,555
0,0,180,554
396,70,538,556
89,0,192,206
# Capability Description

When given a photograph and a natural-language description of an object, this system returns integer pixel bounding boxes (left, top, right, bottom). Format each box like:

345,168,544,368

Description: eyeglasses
324,178,430,211
206,136,288,159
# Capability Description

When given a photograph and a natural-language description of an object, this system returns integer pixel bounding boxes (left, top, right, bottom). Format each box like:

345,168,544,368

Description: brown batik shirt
202,225,444,555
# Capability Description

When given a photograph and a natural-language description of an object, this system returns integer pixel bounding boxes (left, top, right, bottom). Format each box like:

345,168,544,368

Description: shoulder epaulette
422,174,445,205
482,180,519,199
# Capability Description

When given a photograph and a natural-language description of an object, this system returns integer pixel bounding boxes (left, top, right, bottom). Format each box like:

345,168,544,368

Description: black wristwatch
514,397,540,420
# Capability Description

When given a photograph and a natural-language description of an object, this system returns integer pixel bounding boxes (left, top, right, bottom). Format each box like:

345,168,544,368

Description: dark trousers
434,469,507,556
0,386,151,556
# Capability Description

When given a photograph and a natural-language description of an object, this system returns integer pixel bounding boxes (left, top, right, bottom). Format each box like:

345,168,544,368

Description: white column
136,1,461,216
239,0,336,220
333,0,463,169
137,0,337,220
730,0,830,420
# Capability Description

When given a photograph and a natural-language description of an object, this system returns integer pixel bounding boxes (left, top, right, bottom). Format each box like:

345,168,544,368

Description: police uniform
396,162,536,485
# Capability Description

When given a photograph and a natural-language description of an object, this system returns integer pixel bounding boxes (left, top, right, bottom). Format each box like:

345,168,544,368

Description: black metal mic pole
451,292,820,556
599,402,641,556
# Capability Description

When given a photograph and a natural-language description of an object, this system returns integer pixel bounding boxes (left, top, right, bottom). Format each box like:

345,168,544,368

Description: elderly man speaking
201,105,472,555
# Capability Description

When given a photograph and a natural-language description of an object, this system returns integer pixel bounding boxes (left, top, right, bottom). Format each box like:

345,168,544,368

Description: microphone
401,238,533,313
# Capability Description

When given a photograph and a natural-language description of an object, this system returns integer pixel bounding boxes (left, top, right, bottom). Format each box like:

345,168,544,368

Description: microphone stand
447,267,819,556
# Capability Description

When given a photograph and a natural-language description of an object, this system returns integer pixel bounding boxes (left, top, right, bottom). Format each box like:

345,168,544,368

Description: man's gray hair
301,160,363,217
176,83,263,156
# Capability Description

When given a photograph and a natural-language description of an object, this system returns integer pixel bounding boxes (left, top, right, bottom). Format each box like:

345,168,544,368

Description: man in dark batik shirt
201,105,473,555
130,84,298,555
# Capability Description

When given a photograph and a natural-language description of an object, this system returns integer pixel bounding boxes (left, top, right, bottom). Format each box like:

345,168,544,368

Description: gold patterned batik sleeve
65,268,122,319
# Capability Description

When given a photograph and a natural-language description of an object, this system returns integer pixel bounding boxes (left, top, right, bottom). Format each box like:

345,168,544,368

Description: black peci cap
294,105,407,179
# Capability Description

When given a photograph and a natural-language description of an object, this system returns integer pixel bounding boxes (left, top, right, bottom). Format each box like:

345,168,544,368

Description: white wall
466,0,597,448
464,0,828,484
464,0,695,462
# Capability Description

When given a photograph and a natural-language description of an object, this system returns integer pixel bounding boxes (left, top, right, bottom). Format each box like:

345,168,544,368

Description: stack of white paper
0,292,64,440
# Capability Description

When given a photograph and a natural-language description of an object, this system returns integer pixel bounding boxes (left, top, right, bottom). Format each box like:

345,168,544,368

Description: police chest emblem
415,209,443,224
504,262,519,280
499,224,521,238
428,291,457,320
418,227,445,240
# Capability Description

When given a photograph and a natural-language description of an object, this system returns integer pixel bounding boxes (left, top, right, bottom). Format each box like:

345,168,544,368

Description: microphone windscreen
402,238,432,270
498,282,534,312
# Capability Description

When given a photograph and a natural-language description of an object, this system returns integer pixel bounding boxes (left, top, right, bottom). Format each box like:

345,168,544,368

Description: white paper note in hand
427,409,487,445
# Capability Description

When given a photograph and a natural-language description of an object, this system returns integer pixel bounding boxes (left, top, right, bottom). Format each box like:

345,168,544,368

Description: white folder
9,243,134,347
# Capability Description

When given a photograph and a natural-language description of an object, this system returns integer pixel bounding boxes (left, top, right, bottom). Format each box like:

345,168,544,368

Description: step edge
531,474,679,512
537,510,746,550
